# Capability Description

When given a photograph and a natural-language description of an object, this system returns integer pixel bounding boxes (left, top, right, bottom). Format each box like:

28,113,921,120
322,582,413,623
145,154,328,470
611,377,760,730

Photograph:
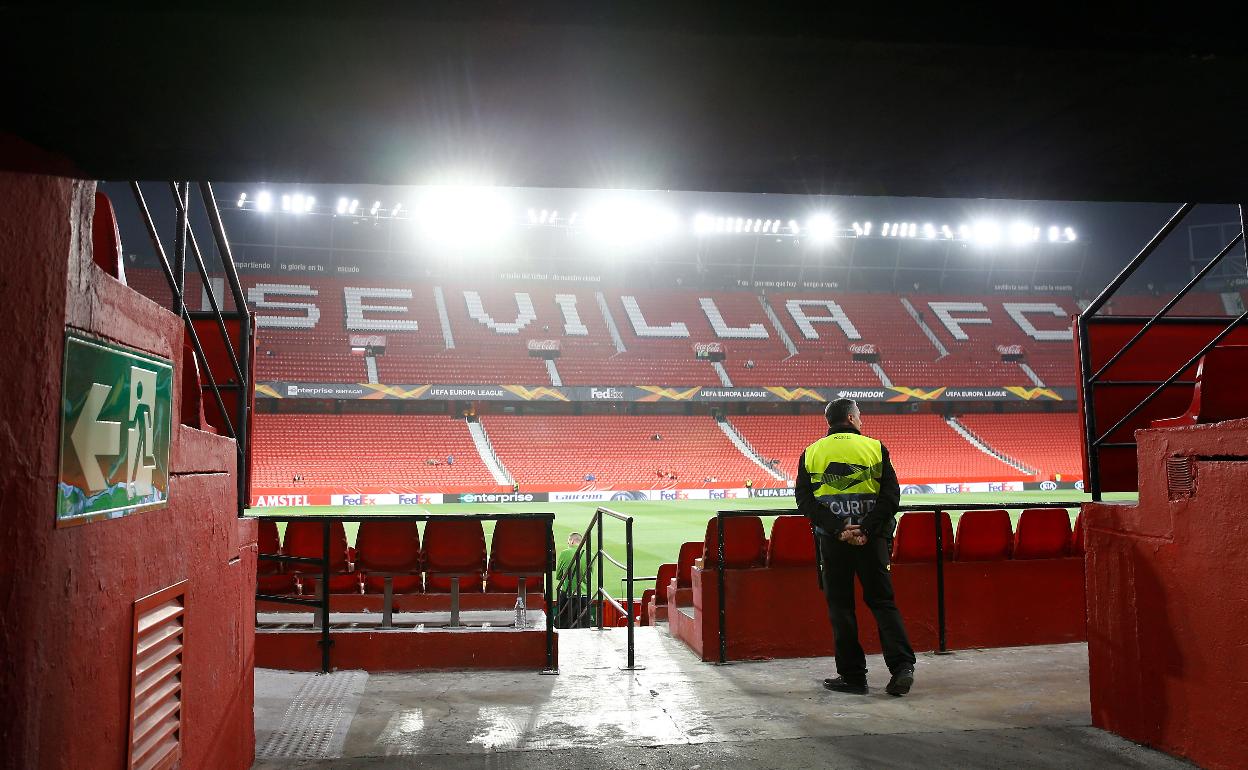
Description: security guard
796,398,916,696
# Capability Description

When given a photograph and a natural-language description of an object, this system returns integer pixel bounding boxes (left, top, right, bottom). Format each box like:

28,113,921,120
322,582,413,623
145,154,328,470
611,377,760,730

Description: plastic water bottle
514,595,526,629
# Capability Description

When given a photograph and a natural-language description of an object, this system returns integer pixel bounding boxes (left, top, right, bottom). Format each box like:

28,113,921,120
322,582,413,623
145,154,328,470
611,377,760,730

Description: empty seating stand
669,510,1086,662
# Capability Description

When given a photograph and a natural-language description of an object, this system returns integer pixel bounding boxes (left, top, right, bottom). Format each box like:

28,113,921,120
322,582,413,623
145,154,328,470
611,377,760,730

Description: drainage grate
257,670,368,759
1166,456,1195,499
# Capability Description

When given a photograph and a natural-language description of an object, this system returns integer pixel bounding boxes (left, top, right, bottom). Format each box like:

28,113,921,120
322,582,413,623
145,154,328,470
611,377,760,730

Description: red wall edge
1084,418,1248,770
0,172,255,769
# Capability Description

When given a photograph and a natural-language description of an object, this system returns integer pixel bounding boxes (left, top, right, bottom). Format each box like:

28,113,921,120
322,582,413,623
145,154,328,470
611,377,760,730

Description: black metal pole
1076,317,1103,501
172,182,190,318
320,520,332,673
596,512,604,631
934,510,948,653
1084,202,1194,317
544,517,555,673
199,182,254,518
717,513,727,665
625,517,635,670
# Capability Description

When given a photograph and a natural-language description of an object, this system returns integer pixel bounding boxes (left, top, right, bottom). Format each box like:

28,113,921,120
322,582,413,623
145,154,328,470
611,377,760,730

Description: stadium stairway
946,416,1036,476
467,417,513,485
717,417,788,482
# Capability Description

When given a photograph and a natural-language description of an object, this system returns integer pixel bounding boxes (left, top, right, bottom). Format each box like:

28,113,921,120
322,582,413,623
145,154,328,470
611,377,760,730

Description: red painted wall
0,172,256,769
1085,418,1248,770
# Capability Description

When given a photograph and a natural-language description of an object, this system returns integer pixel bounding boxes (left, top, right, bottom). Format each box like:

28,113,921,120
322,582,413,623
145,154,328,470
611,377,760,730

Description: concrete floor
253,627,1187,769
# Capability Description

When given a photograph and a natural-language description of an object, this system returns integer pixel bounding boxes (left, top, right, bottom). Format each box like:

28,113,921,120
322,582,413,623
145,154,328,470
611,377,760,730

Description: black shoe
886,667,914,696
822,676,868,694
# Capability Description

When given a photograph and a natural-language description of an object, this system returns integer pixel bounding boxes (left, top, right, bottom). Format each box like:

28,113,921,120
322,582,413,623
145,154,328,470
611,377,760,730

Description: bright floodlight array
234,189,1079,245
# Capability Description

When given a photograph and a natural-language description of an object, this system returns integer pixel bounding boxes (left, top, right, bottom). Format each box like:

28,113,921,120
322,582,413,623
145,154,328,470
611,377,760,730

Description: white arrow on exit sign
70,382,121,492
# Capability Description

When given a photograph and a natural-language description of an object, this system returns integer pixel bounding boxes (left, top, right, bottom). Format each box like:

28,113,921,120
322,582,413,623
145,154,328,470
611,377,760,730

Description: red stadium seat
1071,512,1085,556
766,515,817,567
891,511,954,564
953,509,1013,561
256,520,297,594
423,519,487,593
283,520,358,593
485,519,548,593
654,563,677,605
1152,345,1248,428
702,517,766,568
356,521,423,594
1014,508,1073,559
676,541,702,588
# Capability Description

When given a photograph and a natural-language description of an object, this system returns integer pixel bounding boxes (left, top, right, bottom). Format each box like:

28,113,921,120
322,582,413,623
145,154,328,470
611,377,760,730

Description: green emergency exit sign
57,331,173,525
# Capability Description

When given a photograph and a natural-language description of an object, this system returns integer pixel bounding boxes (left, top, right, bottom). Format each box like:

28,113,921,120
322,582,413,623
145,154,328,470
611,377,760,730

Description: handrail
560,506,643,670
254,512,557,674
1077,200,1248,499
712,502,1082,664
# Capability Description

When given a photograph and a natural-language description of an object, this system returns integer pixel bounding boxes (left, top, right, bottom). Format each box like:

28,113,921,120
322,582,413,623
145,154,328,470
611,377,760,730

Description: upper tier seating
482,414,774,489
702,516,767,568
124,268,1085,388
1013,508,1073,559
356,521,423,593
252,413,499,491
730,413,1030,483
891,511,955,563
956,413,1084,479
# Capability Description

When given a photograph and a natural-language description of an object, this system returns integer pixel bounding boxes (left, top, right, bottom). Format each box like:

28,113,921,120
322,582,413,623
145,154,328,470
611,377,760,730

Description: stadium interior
5,7,1248,770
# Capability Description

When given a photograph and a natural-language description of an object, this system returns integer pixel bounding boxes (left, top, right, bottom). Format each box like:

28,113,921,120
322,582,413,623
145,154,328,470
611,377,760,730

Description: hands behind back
839,524,868,547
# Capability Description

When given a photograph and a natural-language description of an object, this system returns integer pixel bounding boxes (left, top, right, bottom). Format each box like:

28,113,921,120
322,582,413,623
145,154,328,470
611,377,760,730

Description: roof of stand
1,4,1245,201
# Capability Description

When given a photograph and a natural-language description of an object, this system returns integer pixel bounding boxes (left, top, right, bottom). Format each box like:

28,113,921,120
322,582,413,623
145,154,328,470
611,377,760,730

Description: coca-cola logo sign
849,343,878,355
527,339,561,351
996,344,1023,355
349,334,386,348
693,342,723,354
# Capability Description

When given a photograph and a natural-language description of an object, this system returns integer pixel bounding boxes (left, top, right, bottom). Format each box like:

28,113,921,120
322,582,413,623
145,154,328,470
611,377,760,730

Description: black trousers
817,533,916,678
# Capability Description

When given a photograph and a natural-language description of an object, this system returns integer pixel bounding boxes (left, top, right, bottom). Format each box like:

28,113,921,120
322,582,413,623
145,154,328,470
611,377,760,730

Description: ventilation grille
1166,456,1195,500
129,580,187,770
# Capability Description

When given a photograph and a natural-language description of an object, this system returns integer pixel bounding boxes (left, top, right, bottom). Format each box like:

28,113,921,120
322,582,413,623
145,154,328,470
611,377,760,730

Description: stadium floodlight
852,222,863,236
1065,227,1078,241
568,212,579,226
370,201,381,216
788,219,800,235
735,217,744,233
753,219,763,233
349,199,360,214
236,192,247,208
414,185,514,246
256,191,272,212
527,208,538,224
863,221,873,236
280,194,291,212
306,196,316,212
1048,225,1060,242
908,223,918,238
923,223,936,239
581,198,679,245
291,193,305,214
941,225,954,239
972,219,1002,246
538,209,548,224
391,202,401,216
549,210,558,223
1008,220,1033,246
806,213,837,245
337,197,349,215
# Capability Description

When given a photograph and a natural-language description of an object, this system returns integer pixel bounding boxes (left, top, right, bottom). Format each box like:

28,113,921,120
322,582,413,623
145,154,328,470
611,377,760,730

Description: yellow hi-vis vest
803,431,885,524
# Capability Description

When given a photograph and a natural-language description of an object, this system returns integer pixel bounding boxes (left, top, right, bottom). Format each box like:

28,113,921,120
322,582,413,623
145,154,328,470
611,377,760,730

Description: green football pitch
249,491,1135,600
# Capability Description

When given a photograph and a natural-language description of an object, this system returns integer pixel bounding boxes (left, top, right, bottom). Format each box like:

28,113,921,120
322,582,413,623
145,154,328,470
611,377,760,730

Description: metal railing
712,502,1082,664
1077,202,1248,499
129,181,253,515
255,512,557,674
559,506,644,671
